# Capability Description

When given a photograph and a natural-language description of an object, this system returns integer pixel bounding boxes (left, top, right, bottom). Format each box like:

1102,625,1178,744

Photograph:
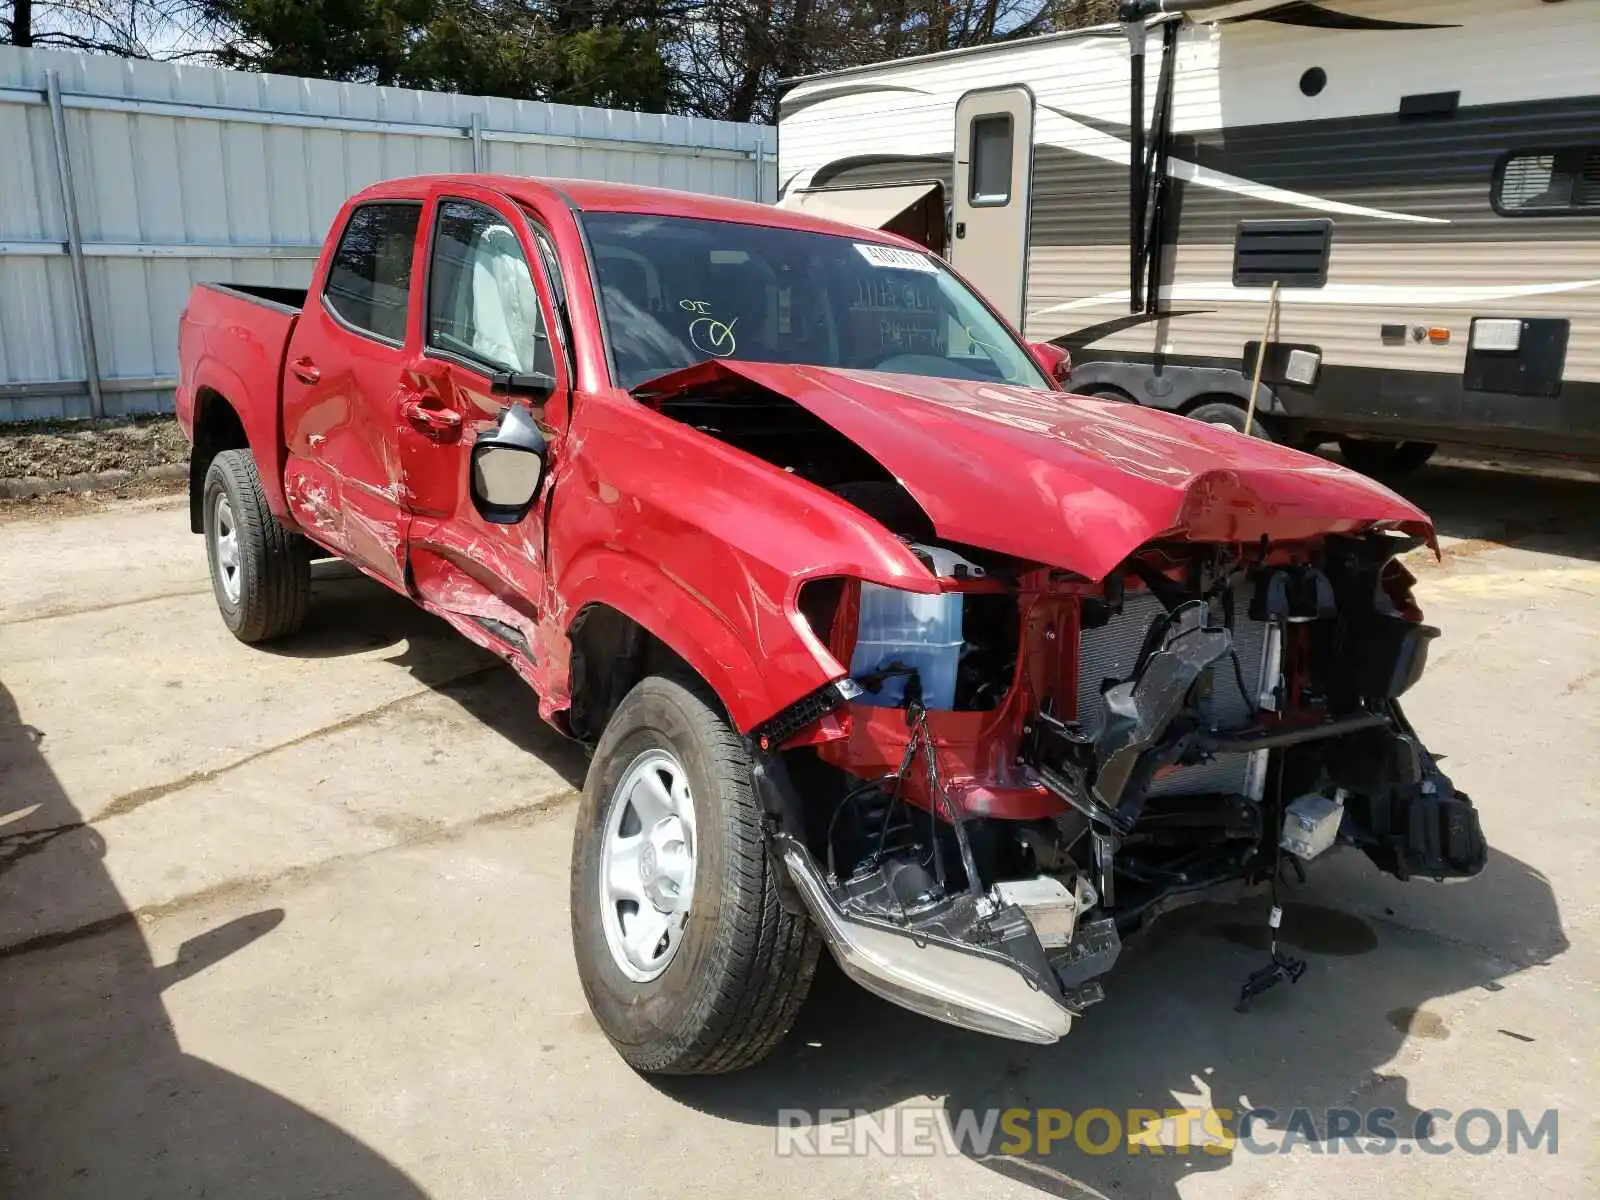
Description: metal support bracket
45,70,103,418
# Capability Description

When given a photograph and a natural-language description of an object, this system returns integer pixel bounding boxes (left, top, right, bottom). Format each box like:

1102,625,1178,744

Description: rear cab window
323,203,423,342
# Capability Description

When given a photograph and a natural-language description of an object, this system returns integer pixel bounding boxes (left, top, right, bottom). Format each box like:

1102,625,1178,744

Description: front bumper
776,837,1117,1044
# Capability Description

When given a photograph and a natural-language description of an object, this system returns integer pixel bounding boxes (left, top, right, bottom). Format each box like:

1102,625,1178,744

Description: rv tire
1186,401,1274,441
1338,438,1436,478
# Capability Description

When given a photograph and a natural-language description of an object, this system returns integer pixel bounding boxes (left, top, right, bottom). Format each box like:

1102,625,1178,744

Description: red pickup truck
177,175,1484,1075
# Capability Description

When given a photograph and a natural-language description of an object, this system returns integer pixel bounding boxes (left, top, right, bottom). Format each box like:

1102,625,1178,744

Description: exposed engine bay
636,360,1487,1044
751,526,1488,1043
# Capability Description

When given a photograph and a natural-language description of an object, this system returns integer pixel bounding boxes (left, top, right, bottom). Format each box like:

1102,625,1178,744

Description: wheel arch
185,357,292,534
565,601,705,743
189,386,250,533
556,560,838,748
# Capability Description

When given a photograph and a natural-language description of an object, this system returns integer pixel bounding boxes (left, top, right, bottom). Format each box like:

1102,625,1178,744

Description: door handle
402,397,463,441
290,356,320,384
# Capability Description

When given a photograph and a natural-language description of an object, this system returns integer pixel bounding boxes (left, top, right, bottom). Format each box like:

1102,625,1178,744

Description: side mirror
1030,341,1073,389
470,405,548,524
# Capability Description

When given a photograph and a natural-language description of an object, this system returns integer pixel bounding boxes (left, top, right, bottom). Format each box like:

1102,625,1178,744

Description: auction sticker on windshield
855,244,938,273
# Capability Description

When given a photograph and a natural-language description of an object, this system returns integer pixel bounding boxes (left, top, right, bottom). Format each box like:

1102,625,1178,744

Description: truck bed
202,282,309,314
176,281,309,526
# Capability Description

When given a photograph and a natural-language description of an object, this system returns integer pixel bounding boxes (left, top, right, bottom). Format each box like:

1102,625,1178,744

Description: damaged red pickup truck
177,175,1485,1075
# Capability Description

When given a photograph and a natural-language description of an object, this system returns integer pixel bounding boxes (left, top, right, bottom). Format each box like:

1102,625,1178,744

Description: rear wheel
1337,437,1437,478
571,675,820,1074
1186,400,1275,441
203,449,311,643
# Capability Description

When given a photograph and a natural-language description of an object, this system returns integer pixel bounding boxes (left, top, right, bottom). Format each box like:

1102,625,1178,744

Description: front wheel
570,675,820,1074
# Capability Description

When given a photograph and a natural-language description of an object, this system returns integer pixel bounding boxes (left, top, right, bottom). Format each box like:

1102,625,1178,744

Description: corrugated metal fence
0,46,776,422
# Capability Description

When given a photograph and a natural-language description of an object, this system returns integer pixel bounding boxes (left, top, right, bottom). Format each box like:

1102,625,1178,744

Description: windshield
581,213,1049,391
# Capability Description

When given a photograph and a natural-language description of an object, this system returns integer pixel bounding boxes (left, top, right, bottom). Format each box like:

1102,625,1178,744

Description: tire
202,449,311,643
571,674,821,1075
1074,385,1135,403
1186,400,1275,441
1338,437,1437,478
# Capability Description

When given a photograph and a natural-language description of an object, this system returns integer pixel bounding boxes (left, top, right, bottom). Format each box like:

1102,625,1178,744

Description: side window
969,114,1014,205
323,203,421,342
1494,147,1600,216
427,199,552,376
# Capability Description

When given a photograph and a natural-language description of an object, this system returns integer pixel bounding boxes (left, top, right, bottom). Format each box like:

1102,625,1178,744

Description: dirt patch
0,476,186,524
0,416,188,480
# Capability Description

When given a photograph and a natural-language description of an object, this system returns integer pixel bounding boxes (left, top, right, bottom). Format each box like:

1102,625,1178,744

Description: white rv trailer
776,0,1600,471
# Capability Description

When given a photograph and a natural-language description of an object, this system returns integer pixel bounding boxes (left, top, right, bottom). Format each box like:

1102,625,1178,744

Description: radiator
1075,588,1271,799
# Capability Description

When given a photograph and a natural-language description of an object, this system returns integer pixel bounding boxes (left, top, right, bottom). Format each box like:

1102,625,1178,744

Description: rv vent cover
1233,220,1333,288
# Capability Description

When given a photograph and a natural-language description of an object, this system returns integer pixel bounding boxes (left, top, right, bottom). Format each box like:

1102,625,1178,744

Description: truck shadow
257,561,589,788
662,847,1565,1198
0,677,431,1199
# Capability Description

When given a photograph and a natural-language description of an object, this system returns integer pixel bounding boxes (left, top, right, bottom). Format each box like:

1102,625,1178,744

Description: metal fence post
471,112,485,172
45,69,104,419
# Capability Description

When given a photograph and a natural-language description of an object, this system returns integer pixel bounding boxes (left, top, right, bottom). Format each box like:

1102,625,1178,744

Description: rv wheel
1186,401,1274,441
1338,438,1436,478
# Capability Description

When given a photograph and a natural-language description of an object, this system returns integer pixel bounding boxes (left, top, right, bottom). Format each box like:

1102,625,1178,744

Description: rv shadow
661,848,1565,1199
0,677,430,1199
1353,454,1600,565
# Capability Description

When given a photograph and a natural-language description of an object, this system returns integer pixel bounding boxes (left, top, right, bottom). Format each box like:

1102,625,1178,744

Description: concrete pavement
1,460,1597,1198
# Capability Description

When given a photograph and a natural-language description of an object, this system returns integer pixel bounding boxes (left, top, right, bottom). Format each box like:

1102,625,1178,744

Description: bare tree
4,0,1125,119
3,0,222,57
671,0,1114,123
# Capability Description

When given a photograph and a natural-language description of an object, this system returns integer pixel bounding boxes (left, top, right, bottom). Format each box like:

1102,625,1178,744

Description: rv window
969,114,1013,206
1493,148,1600,216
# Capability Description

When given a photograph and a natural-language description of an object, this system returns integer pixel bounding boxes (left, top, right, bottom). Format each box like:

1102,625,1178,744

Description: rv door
952,86,1034,326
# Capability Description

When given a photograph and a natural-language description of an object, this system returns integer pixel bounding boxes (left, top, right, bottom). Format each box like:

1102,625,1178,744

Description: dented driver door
396,183,571,646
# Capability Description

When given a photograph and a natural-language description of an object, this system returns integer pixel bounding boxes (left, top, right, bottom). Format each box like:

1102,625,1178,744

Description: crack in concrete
0,588,211,627
0,912,141,961
94,664,504,823
0,790,579,960
1562,665,1599,696
0,819,86,844
1365,910,1538,975
0,820,92,879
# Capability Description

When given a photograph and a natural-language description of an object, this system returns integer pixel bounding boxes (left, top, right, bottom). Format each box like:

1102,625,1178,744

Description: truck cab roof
345,174,925,251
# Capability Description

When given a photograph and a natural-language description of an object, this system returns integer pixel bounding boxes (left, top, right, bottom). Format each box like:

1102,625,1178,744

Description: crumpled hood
635,360,1436,581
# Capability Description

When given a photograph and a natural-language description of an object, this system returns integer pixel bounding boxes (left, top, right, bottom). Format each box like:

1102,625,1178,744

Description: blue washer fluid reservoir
848,545,985,711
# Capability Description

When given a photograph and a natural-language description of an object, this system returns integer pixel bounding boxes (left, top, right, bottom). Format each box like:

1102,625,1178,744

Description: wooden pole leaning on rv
1244,281,1280,438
